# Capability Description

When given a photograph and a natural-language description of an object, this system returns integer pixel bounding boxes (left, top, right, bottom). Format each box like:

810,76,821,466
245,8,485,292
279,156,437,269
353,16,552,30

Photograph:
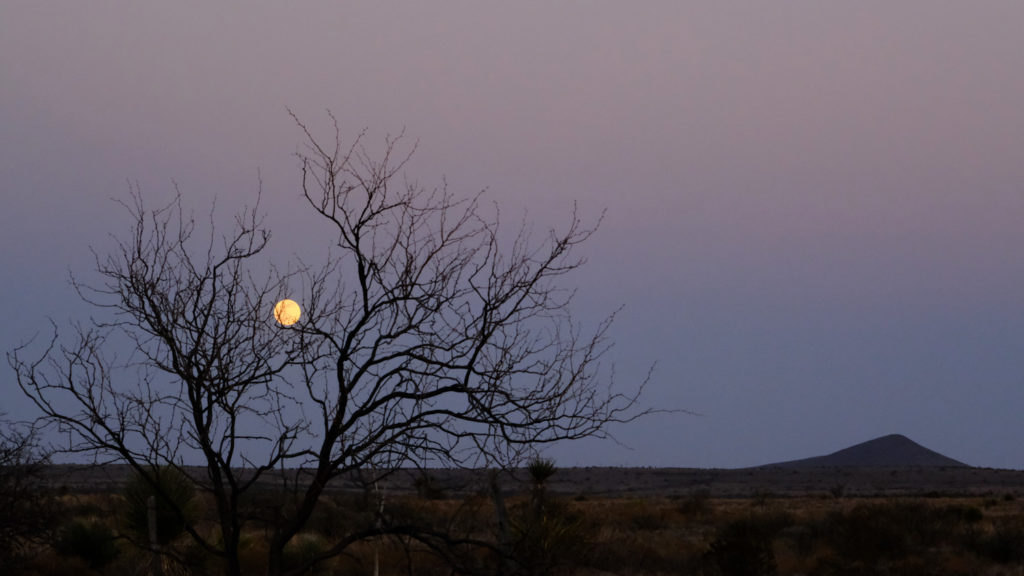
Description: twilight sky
2,2,1023,469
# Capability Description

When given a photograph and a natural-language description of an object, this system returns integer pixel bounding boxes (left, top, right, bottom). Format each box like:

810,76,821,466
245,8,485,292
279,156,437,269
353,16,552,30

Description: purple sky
3,2,1023,468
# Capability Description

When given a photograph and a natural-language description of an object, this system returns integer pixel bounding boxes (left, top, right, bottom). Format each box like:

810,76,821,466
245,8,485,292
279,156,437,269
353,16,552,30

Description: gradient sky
3,2,1023,469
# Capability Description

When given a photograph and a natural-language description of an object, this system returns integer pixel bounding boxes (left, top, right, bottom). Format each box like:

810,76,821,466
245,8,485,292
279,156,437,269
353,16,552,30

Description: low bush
677,489,713,517
510,499,590,576
282,532,331,573
972,520,1024,564
702,515,782,576
54,519,119,569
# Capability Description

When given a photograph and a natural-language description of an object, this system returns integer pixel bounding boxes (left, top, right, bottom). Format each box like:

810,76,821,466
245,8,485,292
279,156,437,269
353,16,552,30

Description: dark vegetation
0,418,57,572
4,461,1024,575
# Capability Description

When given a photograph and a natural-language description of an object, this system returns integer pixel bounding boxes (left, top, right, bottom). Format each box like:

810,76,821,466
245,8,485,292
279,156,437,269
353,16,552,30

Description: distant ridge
761,434,969,468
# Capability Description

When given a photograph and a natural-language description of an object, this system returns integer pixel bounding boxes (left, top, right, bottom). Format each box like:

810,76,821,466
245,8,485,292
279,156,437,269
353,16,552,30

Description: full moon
273,299,301,326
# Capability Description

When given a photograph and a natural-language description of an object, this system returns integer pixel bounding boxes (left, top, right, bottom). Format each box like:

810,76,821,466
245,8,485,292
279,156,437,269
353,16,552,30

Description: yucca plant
122,466,199,546
527,457,557,518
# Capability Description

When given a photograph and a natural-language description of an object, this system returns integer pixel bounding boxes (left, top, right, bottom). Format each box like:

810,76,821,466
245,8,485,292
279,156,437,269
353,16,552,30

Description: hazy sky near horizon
3,2,1023,468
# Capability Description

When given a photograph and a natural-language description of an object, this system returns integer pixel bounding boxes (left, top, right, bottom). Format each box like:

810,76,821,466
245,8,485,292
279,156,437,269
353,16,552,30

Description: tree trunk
489,470,514,574
148,496,163,576
223,535,241,576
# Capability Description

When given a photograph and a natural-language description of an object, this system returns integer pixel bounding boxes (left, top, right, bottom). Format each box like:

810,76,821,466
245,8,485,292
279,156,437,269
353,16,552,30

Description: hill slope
761,434,969,468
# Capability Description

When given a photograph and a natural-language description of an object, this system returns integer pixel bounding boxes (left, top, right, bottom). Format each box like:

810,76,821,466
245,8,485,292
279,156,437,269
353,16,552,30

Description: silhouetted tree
10,113,650,576
0,417,55,568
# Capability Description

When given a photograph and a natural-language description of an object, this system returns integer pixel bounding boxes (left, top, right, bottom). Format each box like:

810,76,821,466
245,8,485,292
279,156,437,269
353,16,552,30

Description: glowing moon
273,299,301,326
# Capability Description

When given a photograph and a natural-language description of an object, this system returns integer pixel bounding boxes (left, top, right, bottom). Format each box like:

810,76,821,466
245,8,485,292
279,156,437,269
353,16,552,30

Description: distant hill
760,434,969,468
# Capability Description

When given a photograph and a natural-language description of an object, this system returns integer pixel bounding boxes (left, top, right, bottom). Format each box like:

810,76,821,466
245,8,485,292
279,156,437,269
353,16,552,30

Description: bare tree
0,416,55,568
10,115,650,576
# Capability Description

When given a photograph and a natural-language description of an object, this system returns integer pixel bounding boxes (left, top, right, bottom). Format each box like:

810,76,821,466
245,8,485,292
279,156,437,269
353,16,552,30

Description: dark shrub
811,499,985,573
829,483,846,499
54,519,120,569
677,489,713,516
820,501,926,560
414,472,446,500
511,499,589,576
973,521,1024,564
703,515,782,576
945,504,984,524
282,532,330,573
